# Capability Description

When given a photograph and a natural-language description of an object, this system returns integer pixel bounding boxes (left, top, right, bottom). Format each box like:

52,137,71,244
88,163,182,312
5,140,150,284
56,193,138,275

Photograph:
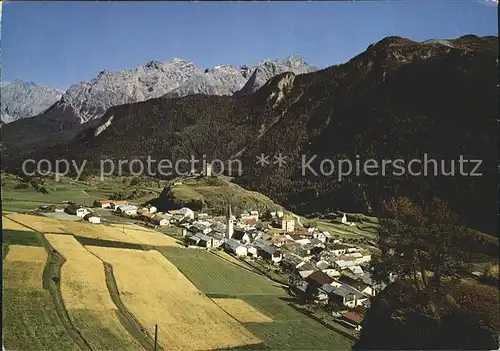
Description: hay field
87,246,262,350
2,216,42,247
60,220,142,244
213,298,273,323
6,213,68,234
108,223,179,246
4,245,46,264
2,216,35,232
44,234,144,350
2,245,78,350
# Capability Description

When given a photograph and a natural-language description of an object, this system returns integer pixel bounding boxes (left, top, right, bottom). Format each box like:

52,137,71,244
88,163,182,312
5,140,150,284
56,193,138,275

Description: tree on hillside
373,197,468,291
480,263,499,286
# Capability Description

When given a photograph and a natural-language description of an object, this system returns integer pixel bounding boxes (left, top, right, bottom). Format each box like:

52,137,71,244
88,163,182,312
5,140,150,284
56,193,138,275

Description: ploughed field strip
86,246,263,350
44,234,145,351
2,245,79,351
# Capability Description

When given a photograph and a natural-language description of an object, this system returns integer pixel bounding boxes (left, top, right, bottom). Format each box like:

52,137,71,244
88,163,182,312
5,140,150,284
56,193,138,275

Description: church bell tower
226,203,234,239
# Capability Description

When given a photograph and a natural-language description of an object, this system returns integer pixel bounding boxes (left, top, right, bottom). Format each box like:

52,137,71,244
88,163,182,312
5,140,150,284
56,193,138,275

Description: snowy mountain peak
145,60,163,69
172,57,189,64
283,54,309,67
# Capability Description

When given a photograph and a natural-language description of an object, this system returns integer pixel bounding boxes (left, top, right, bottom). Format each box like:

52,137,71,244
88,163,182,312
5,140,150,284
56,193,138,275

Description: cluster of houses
175,205,379,331
64,204,101,223
124,201,380,330
179,206,301,264
110,201,196,226
279,231,384,331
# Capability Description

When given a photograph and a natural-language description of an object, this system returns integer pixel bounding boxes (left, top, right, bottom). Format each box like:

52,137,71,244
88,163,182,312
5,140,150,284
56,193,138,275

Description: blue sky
1,1,497,90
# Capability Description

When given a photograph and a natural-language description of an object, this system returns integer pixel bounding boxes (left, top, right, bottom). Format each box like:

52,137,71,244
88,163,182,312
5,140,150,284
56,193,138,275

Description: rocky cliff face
0,80,63,123
14,55,316,126
235,55,316,96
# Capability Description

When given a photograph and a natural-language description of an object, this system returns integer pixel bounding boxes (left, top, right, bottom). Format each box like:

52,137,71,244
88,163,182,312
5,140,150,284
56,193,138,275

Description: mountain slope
0,80,63,123
1,55,316,154
3,35,497,234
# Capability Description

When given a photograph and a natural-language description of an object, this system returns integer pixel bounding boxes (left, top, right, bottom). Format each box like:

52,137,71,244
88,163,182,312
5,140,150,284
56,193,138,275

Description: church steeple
226,203,234,239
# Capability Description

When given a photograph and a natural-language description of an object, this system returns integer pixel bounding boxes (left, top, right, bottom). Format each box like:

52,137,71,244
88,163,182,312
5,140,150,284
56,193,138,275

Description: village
36,192,387,334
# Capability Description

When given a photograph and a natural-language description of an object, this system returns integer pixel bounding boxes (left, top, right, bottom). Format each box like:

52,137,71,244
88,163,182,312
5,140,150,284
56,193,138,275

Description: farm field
6,213,68,234
211,250,255,270
159,247,354,350
158,247,286,296
108,223,180,246
87,246,263,350
3,216,37,232
213,298,273,323
2,245,79,351
2,216,43,249
242,295,354,350
4,211,177,247
45,234,144,351
60,220,145,244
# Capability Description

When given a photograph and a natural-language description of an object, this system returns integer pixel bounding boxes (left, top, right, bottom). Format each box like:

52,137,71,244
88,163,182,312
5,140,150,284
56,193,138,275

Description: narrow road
81,189,91,198
292,213,304,227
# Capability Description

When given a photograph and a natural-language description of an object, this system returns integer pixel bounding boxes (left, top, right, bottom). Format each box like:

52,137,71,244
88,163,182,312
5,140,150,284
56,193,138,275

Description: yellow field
212,298,274,323
87,246,262,350
6,213,68,234
2,217,36,232
44,234,143,350
3,245,79,350
4,245,46,265
59,220,142,244
108,224,179,246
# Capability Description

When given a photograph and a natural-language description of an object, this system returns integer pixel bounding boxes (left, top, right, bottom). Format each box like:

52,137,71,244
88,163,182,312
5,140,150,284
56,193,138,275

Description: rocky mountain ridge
5,55,316,127
0,80,63,123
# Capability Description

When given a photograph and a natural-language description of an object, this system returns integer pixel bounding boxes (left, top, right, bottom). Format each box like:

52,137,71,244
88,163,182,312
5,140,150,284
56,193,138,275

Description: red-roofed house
339,311,364,331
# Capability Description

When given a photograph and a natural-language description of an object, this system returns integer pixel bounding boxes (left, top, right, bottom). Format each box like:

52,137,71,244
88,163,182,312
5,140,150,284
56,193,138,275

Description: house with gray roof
188,232,221,249
225,238,248,257
252,239,282,263
329,284,368,308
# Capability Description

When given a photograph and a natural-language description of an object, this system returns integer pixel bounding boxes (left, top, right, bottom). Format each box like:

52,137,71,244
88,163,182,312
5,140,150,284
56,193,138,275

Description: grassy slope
157,247,284,296
1,173,163,211
158,247,353,350
155,176,283,214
